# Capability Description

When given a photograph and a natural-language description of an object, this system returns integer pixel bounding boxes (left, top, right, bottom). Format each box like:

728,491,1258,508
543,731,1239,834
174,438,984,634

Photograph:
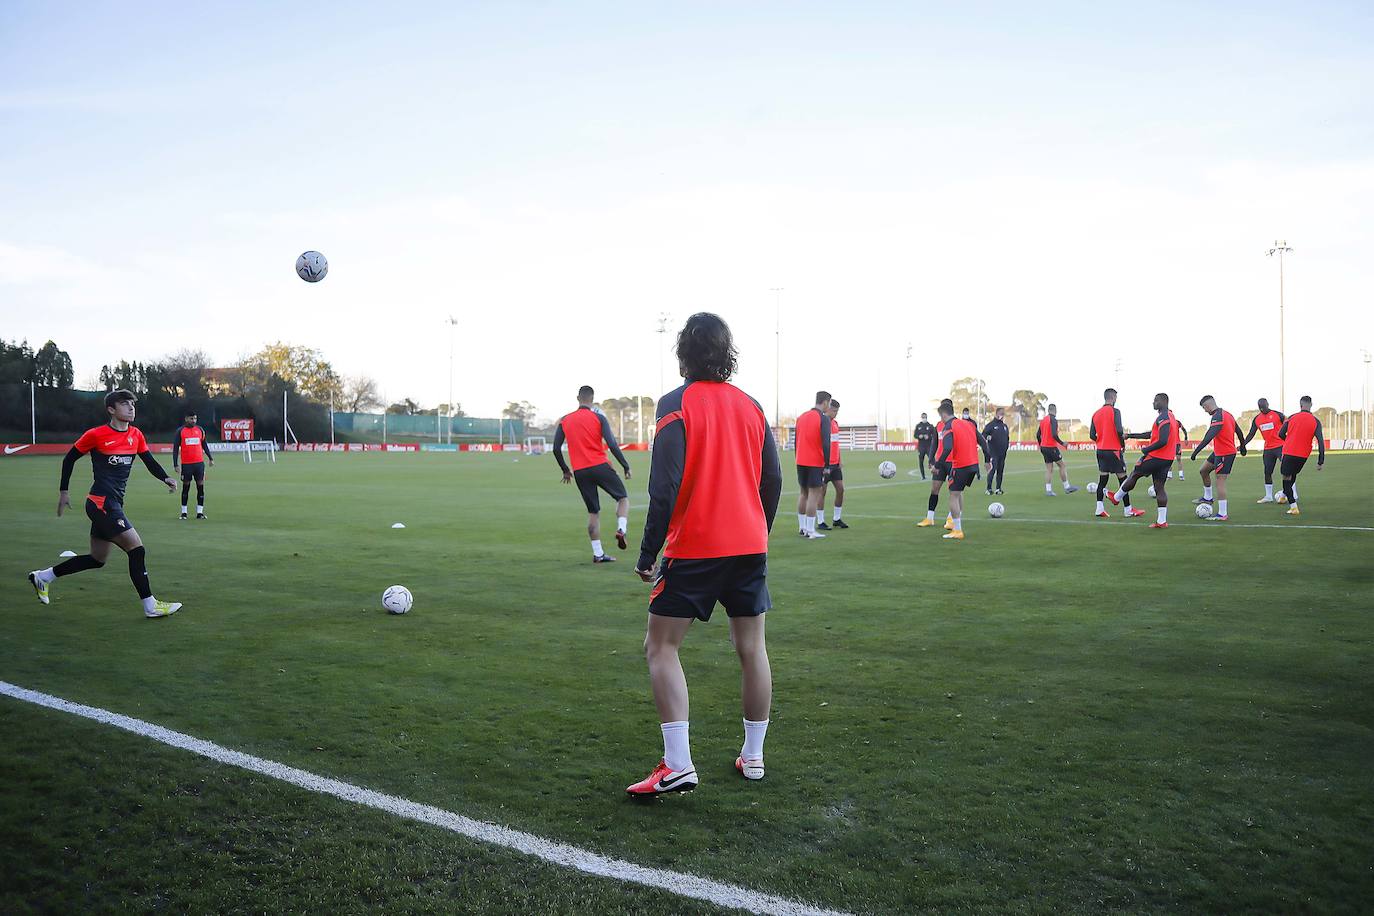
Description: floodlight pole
1266,240,1293,410
770,288,784,435
656,312,671,397
905,343,913,440
30,380,36,444
446,316,459,445
1363,348,1372,442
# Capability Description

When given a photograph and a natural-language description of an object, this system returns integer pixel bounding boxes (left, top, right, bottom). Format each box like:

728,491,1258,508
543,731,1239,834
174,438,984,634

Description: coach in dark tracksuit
982,408,1010,494
913,414,937,480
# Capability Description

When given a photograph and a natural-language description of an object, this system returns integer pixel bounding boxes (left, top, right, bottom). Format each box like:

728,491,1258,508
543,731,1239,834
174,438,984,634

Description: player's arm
1278,418,1290,440
201,433,215,465
1242,417,1260,447
57,446,84,515
1114,409,1125,445
1191,413,1222,459
551,424,571,479
1234,419,1247,456
1314,419,1325,466
598,413,631,477
938,428,954,463
138,449,175,491
171,436,180,468
759,422,783,531
1088,416,1098,443
819,415,831,469
1140,418,1169,456
976,428,991,463
1051,416,1066,448
637,415,685,578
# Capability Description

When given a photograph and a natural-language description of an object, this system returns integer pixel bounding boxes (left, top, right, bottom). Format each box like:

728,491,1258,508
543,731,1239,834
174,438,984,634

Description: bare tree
342,375,383,412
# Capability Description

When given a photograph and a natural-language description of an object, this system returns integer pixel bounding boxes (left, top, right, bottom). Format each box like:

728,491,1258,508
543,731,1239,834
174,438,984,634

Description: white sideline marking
0,681,847,916
843,513,1373,532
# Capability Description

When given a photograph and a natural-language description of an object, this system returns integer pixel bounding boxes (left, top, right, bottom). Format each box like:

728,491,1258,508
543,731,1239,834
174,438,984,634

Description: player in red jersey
793,391,832,539
1241,397,1286,503
1169,412,1187,480
916,400,956,529
1189,395,1247,520
1037,404,1078,495
1277,395,1325,517
26,389,183,617
817,399,848,530
627,313,783,796
172,409,216,519
1089,388,1142,518
1105,392,1176,528
553,386,633,563
938,406,990,541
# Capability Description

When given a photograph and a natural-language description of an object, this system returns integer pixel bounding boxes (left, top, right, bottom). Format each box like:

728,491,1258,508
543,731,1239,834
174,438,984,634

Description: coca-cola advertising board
221,419,255,442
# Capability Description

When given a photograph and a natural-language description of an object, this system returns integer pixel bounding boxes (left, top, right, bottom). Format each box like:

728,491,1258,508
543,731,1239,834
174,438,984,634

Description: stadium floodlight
771,288,783,434
446,316,459,445
1266,240,1293,410
656,312,671,397
1364,348,1371,442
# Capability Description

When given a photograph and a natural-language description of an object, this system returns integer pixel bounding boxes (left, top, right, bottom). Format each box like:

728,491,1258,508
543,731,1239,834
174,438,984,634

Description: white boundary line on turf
0,682,847,916
841,513,1374,532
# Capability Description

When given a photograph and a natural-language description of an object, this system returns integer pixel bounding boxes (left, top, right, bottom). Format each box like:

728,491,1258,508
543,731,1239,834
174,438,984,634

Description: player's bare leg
627,613,699,795
943,489,965,540
1150,476,1170,528
1211,472,1229,519
730,614,771,779
817,480,830,530
918,479,944,527
588,512,614,563
830,477,847,528
614,496,629,550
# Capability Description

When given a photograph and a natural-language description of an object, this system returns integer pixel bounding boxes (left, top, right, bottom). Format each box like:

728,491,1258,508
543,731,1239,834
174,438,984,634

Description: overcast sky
3,1,1372,432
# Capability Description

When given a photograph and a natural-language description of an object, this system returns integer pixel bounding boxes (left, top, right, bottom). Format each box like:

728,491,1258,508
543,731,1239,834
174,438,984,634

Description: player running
26,389,183,618
913,413,937,480
1090,388,1142,518
1105,392,1177,528
1277,395,1325,516
917,400,956,529
553,385,632,563
1242,397,1286,503
1189,395,1247,521
940,407,990,541
817,399,848,530
1037,403,1079,495
794,391,832,539
982,407,1009,495
171,409,215,519
628,312,783,796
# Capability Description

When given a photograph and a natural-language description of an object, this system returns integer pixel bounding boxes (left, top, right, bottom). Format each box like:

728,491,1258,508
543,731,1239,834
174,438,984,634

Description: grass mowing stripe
0,680,850,916
844,512,1374,531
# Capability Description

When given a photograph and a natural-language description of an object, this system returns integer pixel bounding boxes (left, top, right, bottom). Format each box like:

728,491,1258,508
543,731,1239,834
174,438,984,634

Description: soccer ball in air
1147,485,1157,498
878,460,898,479
988,502,1005,518
382,585,413,614
1086,482,1098,494
296,250,329,283
1195,503,1214,519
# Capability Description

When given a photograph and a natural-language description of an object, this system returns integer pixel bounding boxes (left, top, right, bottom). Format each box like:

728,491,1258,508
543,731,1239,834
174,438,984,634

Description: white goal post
243,440,277,463
524,436,547,456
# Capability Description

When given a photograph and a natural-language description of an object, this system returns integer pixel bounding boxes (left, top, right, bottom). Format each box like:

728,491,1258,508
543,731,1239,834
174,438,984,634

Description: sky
2,0,1373,434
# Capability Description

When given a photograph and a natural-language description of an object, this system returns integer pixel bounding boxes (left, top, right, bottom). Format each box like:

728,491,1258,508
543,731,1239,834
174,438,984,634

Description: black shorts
931,461,951,483
1207,453,1236,475
1040,446,1062,464
180,461,206,482
1096,450,1126,474
573,464,627,514
86,496,134,542
1280,455,1308,478
823,464,843,483
796,465,825,488
1263,447,1282,477
1133,456,1173,484
649,553,770,622
949,464,979,492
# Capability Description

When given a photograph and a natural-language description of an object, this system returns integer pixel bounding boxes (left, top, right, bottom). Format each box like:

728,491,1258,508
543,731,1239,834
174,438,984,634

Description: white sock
591,539,604,558
1158,507,1168,524
953,516,962,531
1265,483,1274,498
661,720,692,772
815,511,824,525
926,510,936,521
1045,483,1053,493
617,516,627,534
798,513,807,530
1096,500,1104,513
196,504,204,513
1292,485,1298,500
1179,470,1185,479
141,596,156,613
833,506,842,521
180,506,187,514
1203,486,1213,500
36,567,56,584
742,718,768,760
1218,499,1228,516
1062,478,1071,490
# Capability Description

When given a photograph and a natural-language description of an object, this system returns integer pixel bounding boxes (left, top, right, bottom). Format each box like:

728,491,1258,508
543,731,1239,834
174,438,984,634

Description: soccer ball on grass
1195,503,1214,519
1087,482,1098,494
382,585,413,614
988,502,1005,518
878,460,897,479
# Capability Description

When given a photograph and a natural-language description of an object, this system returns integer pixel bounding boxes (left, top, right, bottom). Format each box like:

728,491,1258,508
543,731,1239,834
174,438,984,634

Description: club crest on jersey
117,519,126,527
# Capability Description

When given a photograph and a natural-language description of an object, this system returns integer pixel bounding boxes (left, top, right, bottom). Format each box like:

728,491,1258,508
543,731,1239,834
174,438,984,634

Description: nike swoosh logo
656,770,695,789
3,445,29,454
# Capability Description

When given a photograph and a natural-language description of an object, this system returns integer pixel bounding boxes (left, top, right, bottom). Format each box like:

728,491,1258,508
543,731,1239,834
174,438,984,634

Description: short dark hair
938,398,954,415
105,389,136,410
829,399,840,409
1104,388,1117,399
1199,394,1215,407
578,385,595,401
676,312,737,383
815,390,831,405
1300,394,1312,406
183,407,198,417
1157,392,1170,404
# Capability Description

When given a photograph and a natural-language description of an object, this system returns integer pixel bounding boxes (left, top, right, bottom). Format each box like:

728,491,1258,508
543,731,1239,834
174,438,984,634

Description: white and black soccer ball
1086,482,1098,494
988,502,1005,518
878,460,897,479
1147,485,1157,498
382,585,412,614
1195,502,1214,519
296,250,329,283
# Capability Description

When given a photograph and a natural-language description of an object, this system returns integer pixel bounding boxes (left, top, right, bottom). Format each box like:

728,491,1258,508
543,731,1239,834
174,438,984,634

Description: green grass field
2,449,1372,914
